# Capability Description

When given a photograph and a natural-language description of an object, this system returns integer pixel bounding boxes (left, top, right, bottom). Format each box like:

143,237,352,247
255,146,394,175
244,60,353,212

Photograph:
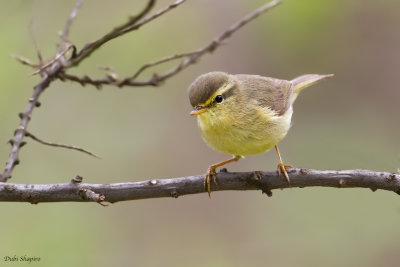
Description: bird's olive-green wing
235,75,293,116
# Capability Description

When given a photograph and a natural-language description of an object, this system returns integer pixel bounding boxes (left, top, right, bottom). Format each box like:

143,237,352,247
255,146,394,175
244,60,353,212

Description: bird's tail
290,74,334,103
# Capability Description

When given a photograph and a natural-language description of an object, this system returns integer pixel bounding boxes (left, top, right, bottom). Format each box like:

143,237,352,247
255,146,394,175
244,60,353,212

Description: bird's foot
277,163,294,185
204,166,218,198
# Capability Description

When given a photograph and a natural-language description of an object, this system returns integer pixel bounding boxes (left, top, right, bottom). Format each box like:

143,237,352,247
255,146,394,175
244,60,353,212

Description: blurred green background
1,0,399,266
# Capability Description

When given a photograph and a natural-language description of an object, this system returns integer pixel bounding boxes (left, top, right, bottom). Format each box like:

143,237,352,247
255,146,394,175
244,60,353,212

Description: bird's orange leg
274,145,293,185
205,155,242,197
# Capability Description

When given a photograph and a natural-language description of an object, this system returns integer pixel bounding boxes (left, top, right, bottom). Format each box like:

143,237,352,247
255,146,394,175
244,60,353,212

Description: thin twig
11,54,38,68
1,1,86,181
60,0,282,88
121,0,185,34
130,52,197,80
59,0,83,52
129,0,282,86
0,64,64,182
65,0,158,67
29,20,43,64
78,188,105,203
0,169,399,203
25,131,100,158
31,44,73,76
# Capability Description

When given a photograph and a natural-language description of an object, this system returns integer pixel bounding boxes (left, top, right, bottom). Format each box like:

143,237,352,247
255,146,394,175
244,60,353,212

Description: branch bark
1,169,399,204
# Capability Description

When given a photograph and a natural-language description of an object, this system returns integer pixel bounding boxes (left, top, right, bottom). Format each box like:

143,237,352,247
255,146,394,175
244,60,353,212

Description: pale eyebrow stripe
200,83,234,107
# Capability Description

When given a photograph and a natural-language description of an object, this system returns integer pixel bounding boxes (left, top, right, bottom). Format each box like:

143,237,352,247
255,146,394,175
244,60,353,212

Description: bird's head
188,72,237,117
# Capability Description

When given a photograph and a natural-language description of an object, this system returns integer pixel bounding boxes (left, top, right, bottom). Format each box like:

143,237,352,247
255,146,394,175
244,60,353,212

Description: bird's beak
190,106,208,116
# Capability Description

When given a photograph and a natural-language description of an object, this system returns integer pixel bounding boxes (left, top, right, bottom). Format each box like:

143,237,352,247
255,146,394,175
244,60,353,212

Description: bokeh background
1,0,399,266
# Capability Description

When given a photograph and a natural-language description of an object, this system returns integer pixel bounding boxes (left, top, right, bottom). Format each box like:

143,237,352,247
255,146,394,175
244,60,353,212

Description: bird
188,71,333,197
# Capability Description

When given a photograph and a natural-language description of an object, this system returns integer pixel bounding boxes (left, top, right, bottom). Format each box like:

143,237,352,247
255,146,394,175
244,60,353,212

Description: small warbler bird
188,72,333,196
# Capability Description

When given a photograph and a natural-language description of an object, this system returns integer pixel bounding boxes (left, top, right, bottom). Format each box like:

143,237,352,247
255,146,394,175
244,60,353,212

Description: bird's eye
215,95,223,103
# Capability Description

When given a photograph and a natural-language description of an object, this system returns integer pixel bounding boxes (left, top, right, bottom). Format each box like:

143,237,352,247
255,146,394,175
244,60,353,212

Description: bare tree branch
65,0,159,68
7,0,280,182
0,169,399,203
0,64,63,182
59,0,282,88
25,131,100,158
11,54,38,68
31,44,73,75
3,0,282,181
4,1,396,209
58,0,83,52
130,52,195,81
120,0,185,34
29,20,43,64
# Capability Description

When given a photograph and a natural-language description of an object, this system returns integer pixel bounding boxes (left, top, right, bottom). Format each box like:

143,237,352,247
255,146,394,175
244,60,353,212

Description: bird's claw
204,166,218,198
277,163,293,185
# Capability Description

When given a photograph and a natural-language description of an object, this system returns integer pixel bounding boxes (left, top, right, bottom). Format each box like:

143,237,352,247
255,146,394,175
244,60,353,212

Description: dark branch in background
0,169,399,203
1,0,282,182
59,0,282,88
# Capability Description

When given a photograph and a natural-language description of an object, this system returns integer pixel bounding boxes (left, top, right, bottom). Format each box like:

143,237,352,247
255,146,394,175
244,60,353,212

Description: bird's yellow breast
197,105,292,156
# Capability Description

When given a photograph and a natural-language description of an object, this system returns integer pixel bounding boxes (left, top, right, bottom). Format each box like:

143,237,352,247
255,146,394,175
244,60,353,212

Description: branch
58,0,83,52
31,44,73,75
25,131,100,158
2,0,182,180
65,0,162,67
11,54,38,68
29,20,43,64
3,2,86,182
5,0,281,181
59,0,282,88
1,169,399,203
0,64,64,182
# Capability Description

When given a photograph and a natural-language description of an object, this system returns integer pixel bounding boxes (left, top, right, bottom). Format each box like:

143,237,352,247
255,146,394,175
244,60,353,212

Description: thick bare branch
60,0,282,88
0,169,399,203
